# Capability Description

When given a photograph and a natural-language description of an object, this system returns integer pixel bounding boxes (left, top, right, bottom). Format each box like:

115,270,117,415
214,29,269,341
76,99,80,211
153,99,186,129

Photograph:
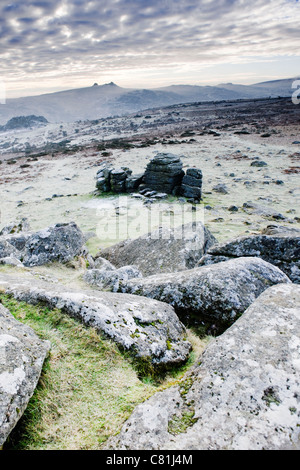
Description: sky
0,0,300,99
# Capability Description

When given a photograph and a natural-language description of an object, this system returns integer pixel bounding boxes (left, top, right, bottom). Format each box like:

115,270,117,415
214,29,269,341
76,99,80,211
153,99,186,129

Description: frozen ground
0,97,299,256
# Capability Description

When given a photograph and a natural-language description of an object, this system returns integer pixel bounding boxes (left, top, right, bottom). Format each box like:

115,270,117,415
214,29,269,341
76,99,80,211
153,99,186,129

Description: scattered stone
228,205,239,212
261,133,271,138
120,257,290,333
106,283,300,450
242,201,286,220
92,256,116,271
212,183,228,194
0,303,51,447
0,256,24,267
98,222,217,276
250,160,268,167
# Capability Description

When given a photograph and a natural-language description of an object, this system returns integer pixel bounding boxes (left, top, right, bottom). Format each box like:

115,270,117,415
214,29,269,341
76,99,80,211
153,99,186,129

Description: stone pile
95,152,203,203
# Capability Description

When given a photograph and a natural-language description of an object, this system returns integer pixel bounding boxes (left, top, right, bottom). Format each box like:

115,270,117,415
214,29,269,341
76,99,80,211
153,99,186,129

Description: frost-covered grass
1,294,208,450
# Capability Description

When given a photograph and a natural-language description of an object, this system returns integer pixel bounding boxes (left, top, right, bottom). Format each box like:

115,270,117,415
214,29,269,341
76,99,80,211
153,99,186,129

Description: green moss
168,410,198,436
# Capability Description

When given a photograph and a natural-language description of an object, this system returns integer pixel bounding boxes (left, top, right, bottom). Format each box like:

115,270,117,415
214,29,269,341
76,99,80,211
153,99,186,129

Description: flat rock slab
120,257,291,332
98,221,217,276
0,273,191,370
0,303,50,447
106,283,300,450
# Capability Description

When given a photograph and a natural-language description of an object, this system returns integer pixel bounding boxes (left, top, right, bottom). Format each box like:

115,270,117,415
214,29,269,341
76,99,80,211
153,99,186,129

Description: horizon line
4,76,299,101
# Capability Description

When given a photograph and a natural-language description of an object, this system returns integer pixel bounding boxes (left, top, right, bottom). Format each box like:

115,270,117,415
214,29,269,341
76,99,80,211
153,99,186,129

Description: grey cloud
0,0,299,89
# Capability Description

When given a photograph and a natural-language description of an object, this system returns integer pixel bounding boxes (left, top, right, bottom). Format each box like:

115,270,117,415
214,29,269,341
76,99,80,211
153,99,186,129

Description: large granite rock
0,273,191,371
120,257,291,332
0,303,50,447
21,222,85,267
143,153,184,194
198,225,300,283
98,221,217,276
106,283,300,450
0,222,86,267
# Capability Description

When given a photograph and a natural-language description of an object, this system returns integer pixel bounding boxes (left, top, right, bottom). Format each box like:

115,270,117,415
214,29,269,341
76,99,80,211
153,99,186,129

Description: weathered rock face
198,225,300,283
143,153,184,194
0,303,51,447
83,265,142,292
0,218,30,236
21,222,85,267
98,221,217,276
0,240,19,259
0,273,191,370
180,168,202,201
120,257,291,332
0,222,86,267
106,283,300,450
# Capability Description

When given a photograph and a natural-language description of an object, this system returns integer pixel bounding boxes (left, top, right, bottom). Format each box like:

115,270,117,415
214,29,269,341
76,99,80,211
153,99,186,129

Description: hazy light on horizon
1,0,300,99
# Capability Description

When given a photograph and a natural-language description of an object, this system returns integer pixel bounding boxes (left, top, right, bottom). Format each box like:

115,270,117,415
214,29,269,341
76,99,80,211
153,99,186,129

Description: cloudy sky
1,0,300,98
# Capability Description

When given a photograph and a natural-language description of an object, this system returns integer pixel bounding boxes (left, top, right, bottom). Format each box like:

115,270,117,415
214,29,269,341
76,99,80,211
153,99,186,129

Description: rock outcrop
198,225,300,283
119,257,291,332
95,153,202,202
98,221,217,276
0,273,191,371
106,283,300,450
0,303,51,447
143,153,184,194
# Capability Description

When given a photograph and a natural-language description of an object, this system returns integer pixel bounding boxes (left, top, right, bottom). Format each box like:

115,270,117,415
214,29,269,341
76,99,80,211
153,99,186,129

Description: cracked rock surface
0,272,191,370
106,283,300,450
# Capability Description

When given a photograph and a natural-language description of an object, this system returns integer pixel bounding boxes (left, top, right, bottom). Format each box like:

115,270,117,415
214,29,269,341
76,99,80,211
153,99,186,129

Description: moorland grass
1,294,207,450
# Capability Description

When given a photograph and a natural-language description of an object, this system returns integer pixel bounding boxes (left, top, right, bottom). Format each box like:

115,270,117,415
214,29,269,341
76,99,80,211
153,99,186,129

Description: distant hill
0,115,48,132
0,78,297,125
